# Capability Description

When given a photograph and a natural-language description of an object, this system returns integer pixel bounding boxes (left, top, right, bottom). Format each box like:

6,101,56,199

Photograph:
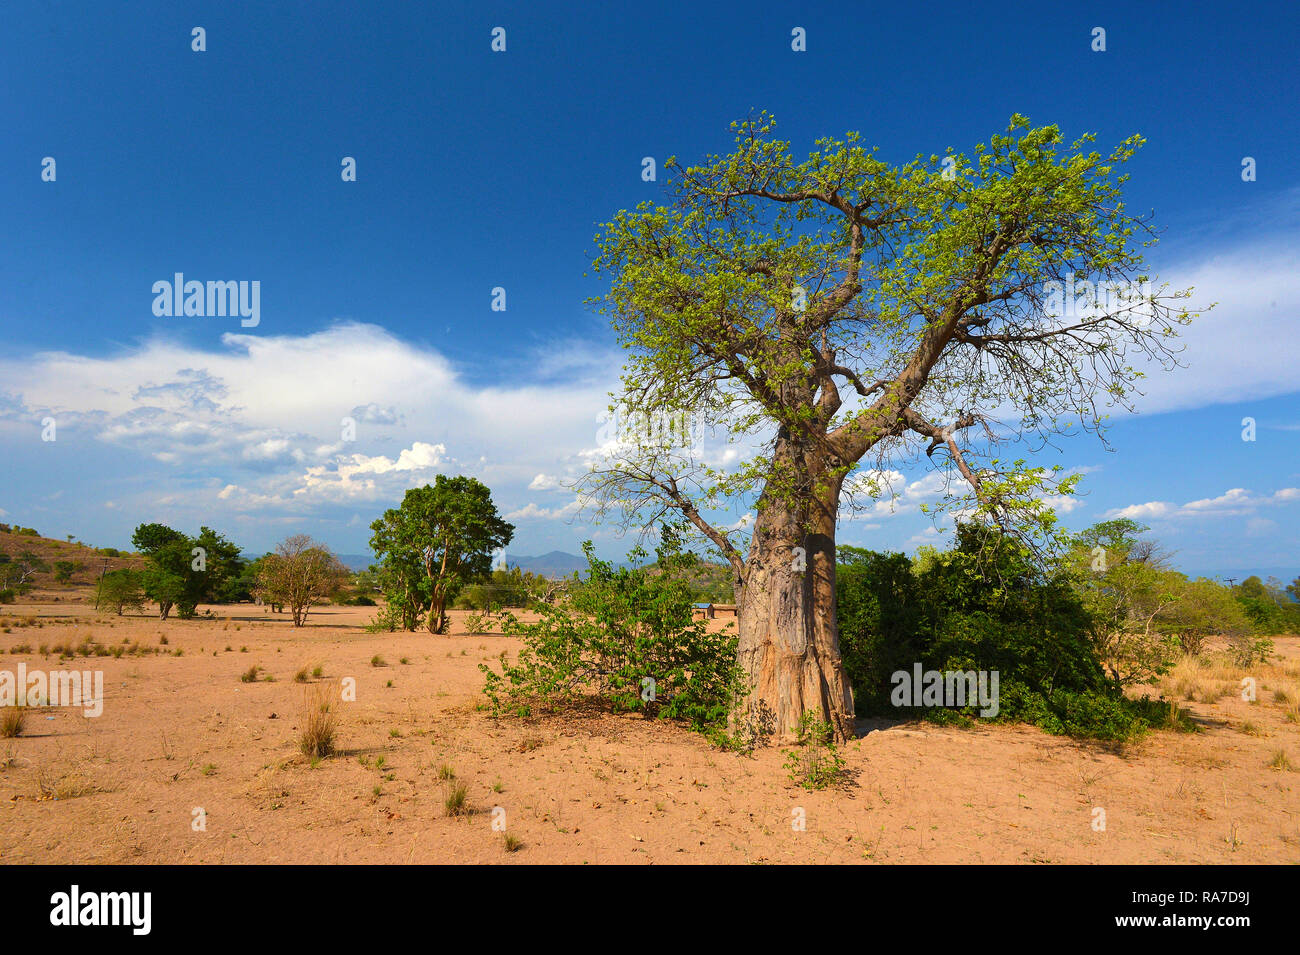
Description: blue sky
1,0,1297,579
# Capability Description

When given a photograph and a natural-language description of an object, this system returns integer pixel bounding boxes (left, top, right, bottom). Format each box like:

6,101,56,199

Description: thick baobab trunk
734,451,855,744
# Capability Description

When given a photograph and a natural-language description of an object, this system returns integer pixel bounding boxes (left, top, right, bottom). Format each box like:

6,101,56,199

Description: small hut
692,602,715,620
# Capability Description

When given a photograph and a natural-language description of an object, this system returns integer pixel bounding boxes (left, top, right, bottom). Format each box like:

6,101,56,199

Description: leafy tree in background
131,523,185,555
454,566,553,611
370,476,514,634
255,535,348,626
584,114,1200,742
1164,576,1252,655
53,559,84,583
1233,575,1300,636
366,527,430,632
139,542,190,619
133,524,187,619
131,523,246,619
0,549,50,598
98,568,145,616
1064,519,1180,689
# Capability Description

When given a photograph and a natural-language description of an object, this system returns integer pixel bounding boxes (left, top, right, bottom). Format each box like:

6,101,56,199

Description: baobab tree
583,114,1199,743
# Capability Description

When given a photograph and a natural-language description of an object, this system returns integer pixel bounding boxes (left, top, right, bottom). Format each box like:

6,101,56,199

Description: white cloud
504,500,582,522
1131,244,1300,413
0,323,621,529
1106,501,1172,520
725,513,753,531
1104,487,1299,521
906,526,946,546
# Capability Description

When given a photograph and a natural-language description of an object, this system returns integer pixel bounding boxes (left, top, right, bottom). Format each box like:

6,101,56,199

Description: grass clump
782,712,847,791
1,706,26,738
444,782,469,816
298,682,338,759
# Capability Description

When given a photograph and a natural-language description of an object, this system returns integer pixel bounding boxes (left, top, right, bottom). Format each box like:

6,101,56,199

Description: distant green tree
370,476,514,634
98,568,145,616
1233,575,1300,635
132,523,246,619
0,549,50,596
131,523,186,555
366,527,429,632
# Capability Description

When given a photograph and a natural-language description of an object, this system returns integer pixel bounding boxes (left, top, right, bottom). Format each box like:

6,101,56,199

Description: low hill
505,551,589,577
0,525,143,595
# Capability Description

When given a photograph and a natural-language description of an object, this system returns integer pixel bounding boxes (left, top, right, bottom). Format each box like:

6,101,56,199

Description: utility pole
94,557,109,610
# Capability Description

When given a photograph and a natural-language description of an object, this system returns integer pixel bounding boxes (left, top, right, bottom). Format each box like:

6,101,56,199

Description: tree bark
734,440,855,744
426,591,448,634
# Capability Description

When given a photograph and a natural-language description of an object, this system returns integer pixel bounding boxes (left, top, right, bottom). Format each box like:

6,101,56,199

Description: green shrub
782,712,847,789
481,535,743,732
838,524,1164,741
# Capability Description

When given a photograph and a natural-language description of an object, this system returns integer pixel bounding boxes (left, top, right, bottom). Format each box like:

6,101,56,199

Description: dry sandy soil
1,597,1297,864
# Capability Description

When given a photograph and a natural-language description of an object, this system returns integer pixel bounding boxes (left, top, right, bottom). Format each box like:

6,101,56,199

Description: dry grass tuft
37,767,99,801
298,681,337,759
1,705,26,738
444,782,468,816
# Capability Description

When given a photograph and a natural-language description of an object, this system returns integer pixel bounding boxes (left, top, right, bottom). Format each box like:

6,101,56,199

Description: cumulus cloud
1131,243,1300,413
1104,487,1300,521
503,500,582,522
0,323,621,527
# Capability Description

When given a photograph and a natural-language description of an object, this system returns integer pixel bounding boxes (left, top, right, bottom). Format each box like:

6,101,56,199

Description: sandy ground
1,598,1297,864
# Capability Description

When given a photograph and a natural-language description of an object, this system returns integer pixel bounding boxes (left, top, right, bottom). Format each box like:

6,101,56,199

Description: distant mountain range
335,554,375,572
335,550,589,578
503,551,590,577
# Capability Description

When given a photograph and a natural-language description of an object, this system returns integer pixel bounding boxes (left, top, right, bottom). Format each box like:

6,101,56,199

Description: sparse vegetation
444,782,469,816
783,713,847,791
1,706,26,738
481,535,743,733
255,535,349,627
298,682,337,759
